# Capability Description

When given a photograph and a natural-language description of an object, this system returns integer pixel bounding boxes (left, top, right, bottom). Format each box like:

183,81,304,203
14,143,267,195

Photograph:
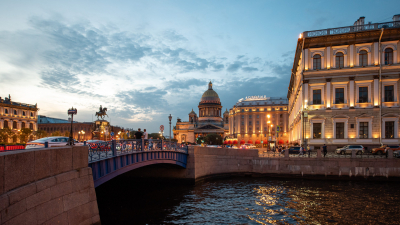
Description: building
228,96,289,148
0,95,39,142
38,116,93,141
287,15,400,150
173,81,229,143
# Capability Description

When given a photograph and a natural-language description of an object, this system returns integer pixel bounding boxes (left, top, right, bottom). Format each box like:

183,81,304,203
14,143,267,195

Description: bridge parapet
0,146,100,225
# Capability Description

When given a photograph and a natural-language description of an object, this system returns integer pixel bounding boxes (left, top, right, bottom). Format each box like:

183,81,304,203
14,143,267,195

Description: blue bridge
88,139,188,187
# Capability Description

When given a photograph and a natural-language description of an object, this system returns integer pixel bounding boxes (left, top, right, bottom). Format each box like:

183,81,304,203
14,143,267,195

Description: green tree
205,133,223,145
52,131,62,136
64,131,70,137
196,136,205,145
0,128,14,143
19,128,32,143
35,130,48,139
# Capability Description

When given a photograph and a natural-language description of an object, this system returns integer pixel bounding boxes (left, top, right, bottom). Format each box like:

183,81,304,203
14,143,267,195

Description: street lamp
168,114,172,143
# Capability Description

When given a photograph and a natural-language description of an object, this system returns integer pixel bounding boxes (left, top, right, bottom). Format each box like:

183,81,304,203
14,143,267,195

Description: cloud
164,78,207,90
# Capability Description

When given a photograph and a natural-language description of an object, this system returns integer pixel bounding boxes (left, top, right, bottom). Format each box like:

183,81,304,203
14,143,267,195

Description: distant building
287,15,400,150
228,96,289,148
0,95,39,142
173,81,229,143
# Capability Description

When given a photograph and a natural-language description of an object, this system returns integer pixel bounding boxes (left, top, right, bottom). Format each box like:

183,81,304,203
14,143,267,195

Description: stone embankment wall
191,147,400,180
0,146,100,225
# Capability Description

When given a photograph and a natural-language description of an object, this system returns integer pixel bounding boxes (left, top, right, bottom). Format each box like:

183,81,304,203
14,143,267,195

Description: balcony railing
304,21,400,38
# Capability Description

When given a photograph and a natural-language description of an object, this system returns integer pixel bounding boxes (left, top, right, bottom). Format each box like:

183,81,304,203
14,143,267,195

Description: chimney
354,16,365,26
393,14,400,22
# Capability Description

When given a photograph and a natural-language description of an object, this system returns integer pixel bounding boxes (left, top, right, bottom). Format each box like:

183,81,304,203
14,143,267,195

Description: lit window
313,89,321,104
335,88,344,104
384,85,394,102
359,50,368,67
359,87,368,103
313,54,321,70
385,121,394,139
336,52,344,68
336,122,344,139
359,122,368,139
385,48,393,65
313,123,321,139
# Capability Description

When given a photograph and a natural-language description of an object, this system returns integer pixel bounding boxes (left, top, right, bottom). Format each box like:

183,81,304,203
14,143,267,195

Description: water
96,176,400,224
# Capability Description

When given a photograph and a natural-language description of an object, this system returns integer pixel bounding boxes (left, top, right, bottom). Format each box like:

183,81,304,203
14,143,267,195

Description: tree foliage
0,128,13,143
35,130,48,139
205,133,223,145
19,128,32,143
52,131,62,136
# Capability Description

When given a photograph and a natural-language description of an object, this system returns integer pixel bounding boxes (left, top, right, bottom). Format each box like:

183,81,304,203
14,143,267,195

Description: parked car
371,145,400,155
26,136,69,149
336,145,364,155
240,144,256,149
394,150,400,158
281,146,301,154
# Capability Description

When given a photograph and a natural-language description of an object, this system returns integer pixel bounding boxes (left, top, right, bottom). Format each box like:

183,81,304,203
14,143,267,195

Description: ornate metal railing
304,21,400,38
88,139,188,163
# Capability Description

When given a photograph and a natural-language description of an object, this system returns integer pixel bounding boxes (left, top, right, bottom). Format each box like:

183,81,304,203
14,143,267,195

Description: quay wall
191,147,400,181
0,146,100,225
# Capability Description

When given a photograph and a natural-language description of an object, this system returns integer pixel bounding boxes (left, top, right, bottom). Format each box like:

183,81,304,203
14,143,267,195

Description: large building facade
173,82,229,143
228,96,289,148
288,15,400,150
0,95,39,142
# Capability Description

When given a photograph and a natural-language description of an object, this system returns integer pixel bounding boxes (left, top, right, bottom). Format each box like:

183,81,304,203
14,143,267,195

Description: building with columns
228,96,289,148
288,15,400,150
0,95,39,142
173,81,229,143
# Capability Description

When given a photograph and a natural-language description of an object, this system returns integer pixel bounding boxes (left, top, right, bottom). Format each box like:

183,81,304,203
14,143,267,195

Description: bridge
87,139,188,187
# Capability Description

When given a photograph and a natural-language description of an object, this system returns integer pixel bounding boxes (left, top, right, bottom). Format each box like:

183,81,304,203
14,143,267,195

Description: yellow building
173,82,229,143
228,96,289,148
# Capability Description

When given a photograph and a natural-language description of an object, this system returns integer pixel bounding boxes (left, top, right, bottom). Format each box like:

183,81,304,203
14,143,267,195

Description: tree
19,128,32,143
0,128,13,143
35,130,48,139
64,131,70,137
52,131,62,136
196,136,205,145
205,133,223,145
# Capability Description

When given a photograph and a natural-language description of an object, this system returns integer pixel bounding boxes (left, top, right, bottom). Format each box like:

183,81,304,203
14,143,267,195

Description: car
394,150,400,158
281,146,301,154
336,145,364,155
371,145,400,155
26,136,69,149
240,144,256,149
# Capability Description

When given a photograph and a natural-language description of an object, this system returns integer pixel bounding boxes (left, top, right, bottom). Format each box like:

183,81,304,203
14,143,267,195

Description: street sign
68,107,77,115
276,126,281,132
111,132,114,136
160,125,164,131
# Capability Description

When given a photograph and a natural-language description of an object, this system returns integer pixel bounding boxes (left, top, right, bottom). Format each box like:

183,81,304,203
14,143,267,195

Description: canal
96,176,400,224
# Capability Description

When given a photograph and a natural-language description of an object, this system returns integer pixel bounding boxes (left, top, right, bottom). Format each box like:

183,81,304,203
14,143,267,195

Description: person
299,145,304,155
134,128,143,151
307,145,311,157
143,129,148,140
148,137,153,150
385,146,390,158
278,146,282,153
323,144,327,157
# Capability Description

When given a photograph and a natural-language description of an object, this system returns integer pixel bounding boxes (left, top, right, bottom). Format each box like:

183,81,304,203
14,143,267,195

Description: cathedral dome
200,81,220,104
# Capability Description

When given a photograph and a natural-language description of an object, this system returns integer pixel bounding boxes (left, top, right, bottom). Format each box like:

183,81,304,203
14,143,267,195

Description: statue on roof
95,105,108,120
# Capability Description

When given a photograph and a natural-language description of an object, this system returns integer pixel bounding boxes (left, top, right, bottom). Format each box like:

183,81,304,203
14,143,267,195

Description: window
241,109,244,112
21,122,25,128
385,121,394,139
5,109,8,114
30,123,34,130
384,85,394,102
359,122,368,139
14,110,17,115
13,121,17,129
280,114,283,118
241,115,244,119
249,121,252,125
241,121,244,125
336,52,344,68
241,128,244,133
22,111,25,116
313,89,321,104
336,122,344,139
256,109,259,112
249,115,252,118
313,54,321,70
359,87,368,103
4,120,8,128
249,109,252,112
313,123,322,139
359,50,368,67
256,121,259,125
335,88,344,104
385,48,393,65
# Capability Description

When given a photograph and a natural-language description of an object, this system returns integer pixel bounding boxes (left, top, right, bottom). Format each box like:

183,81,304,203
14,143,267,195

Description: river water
96,176,400,224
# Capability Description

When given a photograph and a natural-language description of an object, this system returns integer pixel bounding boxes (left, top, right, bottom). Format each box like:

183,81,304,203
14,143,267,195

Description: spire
208,81,212,90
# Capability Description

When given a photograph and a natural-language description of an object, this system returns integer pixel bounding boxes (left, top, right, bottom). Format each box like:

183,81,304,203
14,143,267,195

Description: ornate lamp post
168,114,172,143
67,107,77,145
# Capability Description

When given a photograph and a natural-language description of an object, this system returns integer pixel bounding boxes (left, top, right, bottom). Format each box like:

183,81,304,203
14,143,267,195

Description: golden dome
200,81,220,104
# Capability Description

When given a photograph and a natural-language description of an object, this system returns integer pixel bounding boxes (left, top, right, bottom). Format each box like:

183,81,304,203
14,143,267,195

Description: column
374,42,379,65
304,81,309,107
304,49,309,70
326,47,331,69
349,77,355,107
17,121,22,130
349,45,354,67
0,119,3,129
374,76,379,107
326,78,331,108
284,113,287,133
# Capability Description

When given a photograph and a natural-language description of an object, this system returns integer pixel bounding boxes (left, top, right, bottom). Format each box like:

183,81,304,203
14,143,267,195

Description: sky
1,0,399,133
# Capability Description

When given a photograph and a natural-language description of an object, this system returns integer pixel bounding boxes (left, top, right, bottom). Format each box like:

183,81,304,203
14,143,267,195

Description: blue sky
1,0,399,133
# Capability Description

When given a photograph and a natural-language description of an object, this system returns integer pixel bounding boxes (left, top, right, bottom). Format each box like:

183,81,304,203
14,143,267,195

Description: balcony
304,21,400,38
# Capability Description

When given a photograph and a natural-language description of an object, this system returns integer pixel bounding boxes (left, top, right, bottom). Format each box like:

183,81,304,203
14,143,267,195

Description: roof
200,81,220,104
0,96,38,109
234,96,288,107
38,115,77,124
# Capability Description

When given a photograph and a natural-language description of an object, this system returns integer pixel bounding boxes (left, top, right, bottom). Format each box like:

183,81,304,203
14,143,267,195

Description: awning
278,140,284,144
248,140,253,144
233,140,238,144
240,140,245,144
223,140,227,144
255,140,260,144
227,140,232,144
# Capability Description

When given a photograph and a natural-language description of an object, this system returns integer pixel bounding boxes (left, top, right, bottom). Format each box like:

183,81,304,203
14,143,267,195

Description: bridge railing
88,139,188,162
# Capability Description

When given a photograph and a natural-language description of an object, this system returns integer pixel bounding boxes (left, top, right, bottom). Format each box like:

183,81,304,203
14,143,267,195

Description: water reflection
96,177,400,224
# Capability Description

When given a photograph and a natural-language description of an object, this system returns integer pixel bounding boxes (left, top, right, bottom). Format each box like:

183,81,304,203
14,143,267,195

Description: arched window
336,52,344,68
13,121,17,129
385,48,393,65
359,50,368,67
30,123,34,130
14,110,17,115
22,111,26,116
4,120,8,128
313,54,321,70
5,109,8,114
21,122,25,128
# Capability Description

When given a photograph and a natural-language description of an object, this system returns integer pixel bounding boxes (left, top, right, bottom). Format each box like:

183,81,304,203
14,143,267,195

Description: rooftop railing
304,21,400,38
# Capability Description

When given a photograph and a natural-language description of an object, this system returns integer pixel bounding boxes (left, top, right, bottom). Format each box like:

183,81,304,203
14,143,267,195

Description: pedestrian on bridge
323,144,327,157
143,129,148,139
135,128,143,151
